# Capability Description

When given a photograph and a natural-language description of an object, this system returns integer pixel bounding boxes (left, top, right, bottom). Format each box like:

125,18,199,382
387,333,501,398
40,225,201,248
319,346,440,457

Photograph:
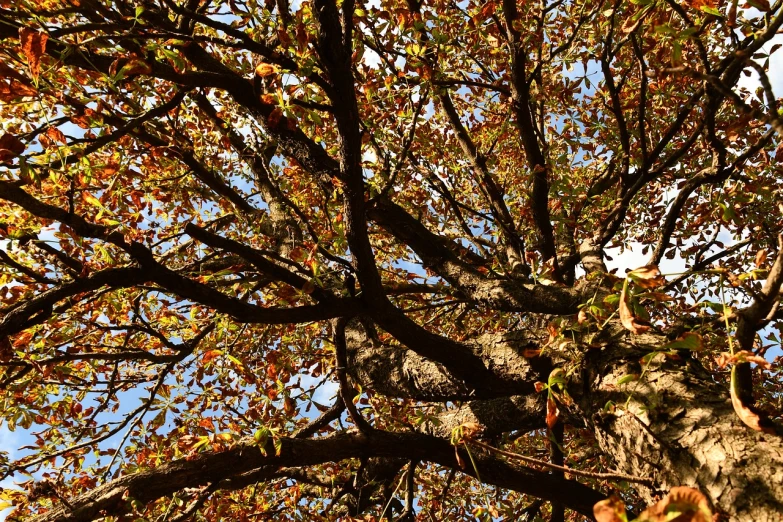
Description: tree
0,0,782,519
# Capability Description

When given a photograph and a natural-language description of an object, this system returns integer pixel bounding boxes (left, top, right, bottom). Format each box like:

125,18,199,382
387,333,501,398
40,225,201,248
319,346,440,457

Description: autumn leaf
12,330,34,348
716,350,772,369
301,280,316,294
268,107,284,128
627,265,666,289
0,133,25,161
619,280,650,334
637,486,712,522
545,395,560,429
284,396,296,415
19,28,48,82
255,63,279,77
730,364,777,434
593,496,628,522
755,249,768,268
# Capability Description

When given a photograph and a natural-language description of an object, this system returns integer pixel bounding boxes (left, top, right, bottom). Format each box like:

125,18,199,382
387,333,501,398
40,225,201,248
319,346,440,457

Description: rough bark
580,328,783,520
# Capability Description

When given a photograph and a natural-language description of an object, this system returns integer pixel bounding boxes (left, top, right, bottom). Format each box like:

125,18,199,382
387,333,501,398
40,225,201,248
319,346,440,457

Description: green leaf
617,374,640,385
661,332,703,351
699,5,723,16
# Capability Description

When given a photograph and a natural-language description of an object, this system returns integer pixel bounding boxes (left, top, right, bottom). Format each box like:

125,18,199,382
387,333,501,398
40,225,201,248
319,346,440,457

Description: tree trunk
580,328,783,520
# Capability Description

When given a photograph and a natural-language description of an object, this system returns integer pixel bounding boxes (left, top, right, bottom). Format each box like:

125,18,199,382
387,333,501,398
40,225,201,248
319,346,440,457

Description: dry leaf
716,350,772,370
455,446,466,469
638,486,712,522
546,396,560,429
284,396,296,416
255,62,278,77
628,265,666,289
0,133,25,161
460,422,483,439
522,348,541,358
19,28,48,82
593,496,627,522
730,365,776,434
619,282,650,334
755,249,768,268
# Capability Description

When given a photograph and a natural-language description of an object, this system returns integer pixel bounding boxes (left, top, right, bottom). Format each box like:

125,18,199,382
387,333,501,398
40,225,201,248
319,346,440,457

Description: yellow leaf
255,63,278,77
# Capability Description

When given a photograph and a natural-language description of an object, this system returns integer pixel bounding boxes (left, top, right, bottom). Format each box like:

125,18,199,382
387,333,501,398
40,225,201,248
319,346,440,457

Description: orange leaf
640,486,712,522
619,281,650,334
12,330,33,348
19,28,48,82
45,126,66,145
255,63,278,78
730,365,776,434
202,349,222,363
755,249,768,268
546,395,560,429
593,496,627,522
717,350,772,370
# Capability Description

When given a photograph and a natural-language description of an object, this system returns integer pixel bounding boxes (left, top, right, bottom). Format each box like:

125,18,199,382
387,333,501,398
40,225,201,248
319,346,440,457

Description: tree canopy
0,0,782,520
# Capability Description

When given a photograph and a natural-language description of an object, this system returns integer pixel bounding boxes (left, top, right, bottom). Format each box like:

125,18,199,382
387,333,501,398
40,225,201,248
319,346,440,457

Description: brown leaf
639,486,712,522
755,249,768,268
619,282,650,334
628,265,666,289
268,107,284,128
717,350,772,370
284,396,296,416
546,395,560,429
45,126,66,145
460,422,483,439
19,28,48,82
593,496,627,522
730,365,776,434
12,330,33,348
454,445,466,469
0,133,25,161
